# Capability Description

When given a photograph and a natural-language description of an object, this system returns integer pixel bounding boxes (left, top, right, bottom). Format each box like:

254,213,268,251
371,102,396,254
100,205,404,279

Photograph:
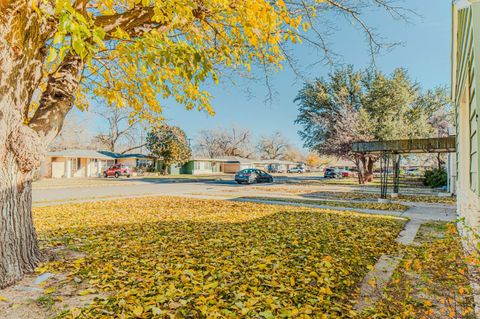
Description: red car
103,164,131,178
342,170,353,178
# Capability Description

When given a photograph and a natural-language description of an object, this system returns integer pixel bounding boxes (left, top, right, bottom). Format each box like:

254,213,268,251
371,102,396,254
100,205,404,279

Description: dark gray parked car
324,167,341,178
235,169,273,184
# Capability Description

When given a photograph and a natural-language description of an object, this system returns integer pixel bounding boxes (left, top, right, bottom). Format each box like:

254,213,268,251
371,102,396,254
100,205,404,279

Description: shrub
424,168,447,188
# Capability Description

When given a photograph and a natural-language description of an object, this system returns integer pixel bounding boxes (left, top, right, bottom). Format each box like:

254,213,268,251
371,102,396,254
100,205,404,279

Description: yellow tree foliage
36,0,307,124
305,153,321,168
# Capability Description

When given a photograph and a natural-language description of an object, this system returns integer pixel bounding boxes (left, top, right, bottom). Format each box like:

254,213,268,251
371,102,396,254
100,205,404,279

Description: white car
405,168,421,176
287,167,305,173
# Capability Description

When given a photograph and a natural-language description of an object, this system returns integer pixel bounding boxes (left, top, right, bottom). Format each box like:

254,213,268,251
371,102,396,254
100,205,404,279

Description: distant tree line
194,127,316,164
52,114,317,165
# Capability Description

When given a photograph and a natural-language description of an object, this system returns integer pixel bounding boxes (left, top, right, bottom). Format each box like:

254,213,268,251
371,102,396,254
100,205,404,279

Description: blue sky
78,0,451,152
159,0,452,151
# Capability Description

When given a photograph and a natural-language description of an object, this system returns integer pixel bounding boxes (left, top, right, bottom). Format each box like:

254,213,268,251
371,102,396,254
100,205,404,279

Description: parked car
268,166,285,174
235,169,273,184
103,164,131,178
287,167,305,173
324,167,341,178
405,168,421,176
340,169,354,178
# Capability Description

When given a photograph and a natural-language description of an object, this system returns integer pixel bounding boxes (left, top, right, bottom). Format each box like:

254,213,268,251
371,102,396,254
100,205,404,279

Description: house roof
47,149,151,160
98,151,150,159
256,159,298,165
189,156,299,165
188,156,257,163
190,157,223,162
216,156,258,163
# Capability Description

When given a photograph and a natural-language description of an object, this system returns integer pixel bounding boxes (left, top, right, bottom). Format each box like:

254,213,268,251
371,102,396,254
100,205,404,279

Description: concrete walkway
354,205,457,312
233,197,456,222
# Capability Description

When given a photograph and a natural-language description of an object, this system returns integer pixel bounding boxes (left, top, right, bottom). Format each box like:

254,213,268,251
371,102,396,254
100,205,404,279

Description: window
71,158,78,172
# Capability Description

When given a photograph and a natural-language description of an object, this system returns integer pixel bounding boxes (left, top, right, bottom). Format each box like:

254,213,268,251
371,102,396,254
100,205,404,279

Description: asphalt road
33,179,243,204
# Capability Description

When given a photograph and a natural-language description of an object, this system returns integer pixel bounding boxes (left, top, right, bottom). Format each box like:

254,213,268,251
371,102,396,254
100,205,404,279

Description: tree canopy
256,132,290,160
195,127,254,158
294,66,452,182
146,125,191,173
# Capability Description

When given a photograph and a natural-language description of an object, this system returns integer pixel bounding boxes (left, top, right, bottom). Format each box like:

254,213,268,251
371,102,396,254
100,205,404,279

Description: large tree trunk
0,153,40,288
1,2,83,287
0,3,46,288
364,157,374,183
353,155,365,184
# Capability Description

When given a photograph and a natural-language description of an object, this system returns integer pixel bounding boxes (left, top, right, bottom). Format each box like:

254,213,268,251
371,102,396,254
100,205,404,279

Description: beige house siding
453,2,480,236
117,158,137,167
51,157,66,178
42,156,116,179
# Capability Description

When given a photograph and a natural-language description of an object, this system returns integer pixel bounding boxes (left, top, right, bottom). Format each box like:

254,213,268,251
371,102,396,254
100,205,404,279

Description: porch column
65,158,72,178
86,159,91,177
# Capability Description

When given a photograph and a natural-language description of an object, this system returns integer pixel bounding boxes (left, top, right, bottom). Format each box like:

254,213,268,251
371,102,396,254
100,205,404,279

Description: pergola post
351,137,456,202
379,152,390,200
392,154,401,197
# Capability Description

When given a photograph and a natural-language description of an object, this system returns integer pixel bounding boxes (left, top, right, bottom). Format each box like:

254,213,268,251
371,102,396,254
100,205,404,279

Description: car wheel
114,172,119,178
268,177,273,183
237,181,242,184
127,174,131,178
103,172,108,178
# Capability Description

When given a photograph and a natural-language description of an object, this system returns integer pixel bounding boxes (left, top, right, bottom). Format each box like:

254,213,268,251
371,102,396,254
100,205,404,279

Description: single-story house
39,149,152,178
216,156,258,173
180,158,223,175
151,158,223,175
176,157,301,175
259,159,298,172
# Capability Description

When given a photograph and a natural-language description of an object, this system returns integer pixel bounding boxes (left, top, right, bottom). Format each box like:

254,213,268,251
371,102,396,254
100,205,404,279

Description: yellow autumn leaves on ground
34,197,405,318
367,222,477,318
241,197,408,211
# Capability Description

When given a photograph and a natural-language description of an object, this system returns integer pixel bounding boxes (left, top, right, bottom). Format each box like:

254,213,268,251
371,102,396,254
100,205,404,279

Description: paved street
32,177,456,223
33,179,243,204
31,176,378,204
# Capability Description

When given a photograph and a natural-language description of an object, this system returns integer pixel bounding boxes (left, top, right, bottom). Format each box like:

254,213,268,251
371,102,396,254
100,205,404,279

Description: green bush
424,168,447,188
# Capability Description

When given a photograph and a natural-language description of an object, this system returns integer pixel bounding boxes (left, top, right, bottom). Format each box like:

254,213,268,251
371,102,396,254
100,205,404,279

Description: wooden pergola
351,136,456,198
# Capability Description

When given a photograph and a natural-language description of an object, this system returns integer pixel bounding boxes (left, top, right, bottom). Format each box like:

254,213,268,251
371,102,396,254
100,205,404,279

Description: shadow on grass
35,202,405,318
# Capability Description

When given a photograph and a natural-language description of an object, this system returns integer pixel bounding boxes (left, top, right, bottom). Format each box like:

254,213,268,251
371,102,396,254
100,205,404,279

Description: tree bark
437,153,445,170
0,2,83,287
0,153,40,288
364,157,374,182
353,155,365,184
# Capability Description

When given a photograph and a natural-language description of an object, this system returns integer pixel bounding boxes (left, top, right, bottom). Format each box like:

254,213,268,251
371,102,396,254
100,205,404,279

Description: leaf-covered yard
32,197,406,318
